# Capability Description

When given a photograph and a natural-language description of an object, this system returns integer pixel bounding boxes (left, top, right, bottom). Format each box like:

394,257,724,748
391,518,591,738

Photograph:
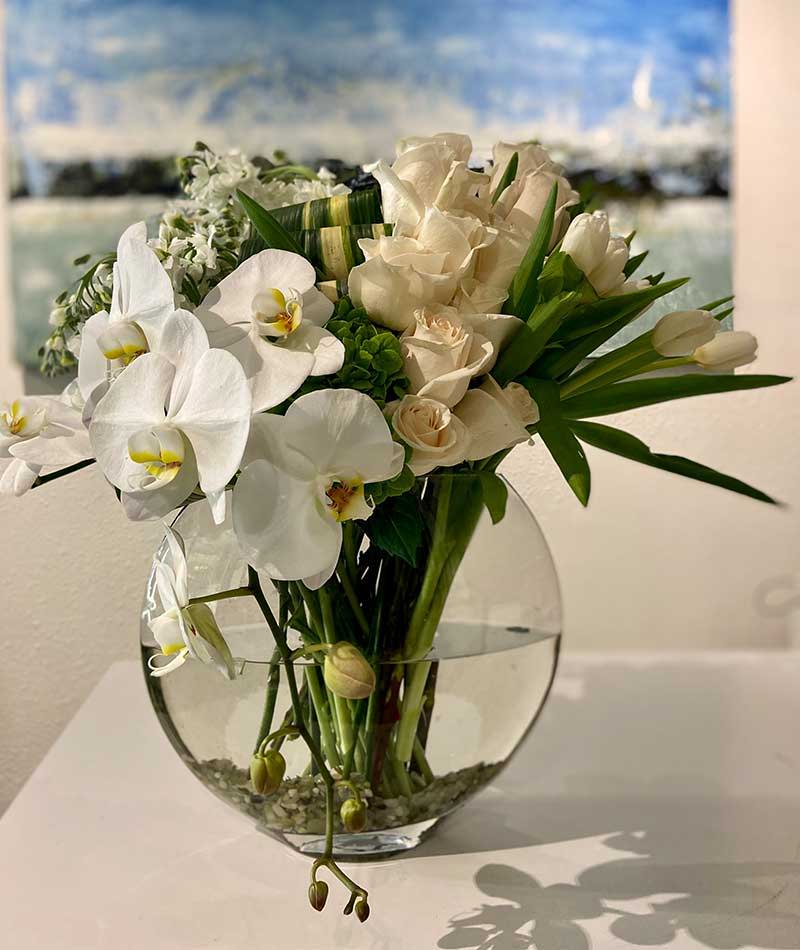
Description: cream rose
452,278,508,315
454,376,538,460
401,307,494,408
389,394,471,475
494,167,579,248
490,140,563,192
350,208,495,331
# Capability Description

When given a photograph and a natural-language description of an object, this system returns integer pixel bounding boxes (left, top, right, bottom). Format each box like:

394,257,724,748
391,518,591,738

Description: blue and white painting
6,0,731,374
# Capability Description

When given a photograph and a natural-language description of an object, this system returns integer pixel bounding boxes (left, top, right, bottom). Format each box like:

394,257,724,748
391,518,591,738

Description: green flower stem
559,336,655,398
304,665,342,770
257,724,299,755
318,587,355,761
394,661,431,763
253,646,281,753
413,737,435,785
337,562,370,637
247,568,339,864
188,586,252,606
390,747,414,798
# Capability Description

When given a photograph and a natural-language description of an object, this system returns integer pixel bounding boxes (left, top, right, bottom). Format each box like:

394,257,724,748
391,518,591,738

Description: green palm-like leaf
571,420,778,504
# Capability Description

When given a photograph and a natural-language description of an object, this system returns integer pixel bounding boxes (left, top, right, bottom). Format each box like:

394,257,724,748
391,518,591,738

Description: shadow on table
427,656,800,949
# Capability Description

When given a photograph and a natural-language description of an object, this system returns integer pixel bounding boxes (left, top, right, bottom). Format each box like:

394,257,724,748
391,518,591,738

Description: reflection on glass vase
141,474,561,858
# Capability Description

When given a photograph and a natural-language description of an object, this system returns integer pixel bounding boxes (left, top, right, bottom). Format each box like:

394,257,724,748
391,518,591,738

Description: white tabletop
2,653,800,950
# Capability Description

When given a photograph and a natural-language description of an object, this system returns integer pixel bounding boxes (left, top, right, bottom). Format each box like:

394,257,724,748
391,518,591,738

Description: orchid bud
355,898,371,923
323,643,376,700
261,749,286,794
308,880,329,912
340,797,368,833
693,331,758,372
250,754,268,794
651,310,718,357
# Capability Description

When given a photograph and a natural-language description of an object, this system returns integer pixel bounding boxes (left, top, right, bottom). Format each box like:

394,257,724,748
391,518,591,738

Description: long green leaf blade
491,151,518,205
236,189,308,259
494,292,580,386
526,379,591,505
571,420,778,504
503,182,558,318
561,374,792,418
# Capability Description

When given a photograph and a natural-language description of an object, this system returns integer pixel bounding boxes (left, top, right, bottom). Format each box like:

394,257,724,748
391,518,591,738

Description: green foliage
524,379,591,506
491,151,518,205
493,292,581,386
270,188,383,231
236,189,308,259
561,374,792,419
571,420,778,505
536,249,584,303
475,472,508,524
363,491,424,565
503,182,560,318
295,298,409,408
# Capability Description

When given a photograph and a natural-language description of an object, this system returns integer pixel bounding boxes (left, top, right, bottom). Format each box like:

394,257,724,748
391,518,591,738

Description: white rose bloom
453,376,537,460
389,395,471,476
401,307,494,408
494,168,579,248
452,278,508,315
490,141,564,192
693,331,758,371
561,211,631,297
473,222,530,291
351,208,495,331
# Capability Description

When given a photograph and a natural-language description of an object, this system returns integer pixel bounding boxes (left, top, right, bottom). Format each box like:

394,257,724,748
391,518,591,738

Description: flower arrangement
5,133,789,923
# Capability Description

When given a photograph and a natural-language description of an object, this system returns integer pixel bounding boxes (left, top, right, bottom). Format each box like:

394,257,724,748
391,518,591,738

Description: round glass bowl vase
141,476,562,858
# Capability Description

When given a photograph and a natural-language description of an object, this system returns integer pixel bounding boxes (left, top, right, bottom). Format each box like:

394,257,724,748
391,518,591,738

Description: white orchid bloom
195,249,344,412
233,389,405,589
78,222,176,403
89,310,251,523
148,526,235,679
1,389,92,496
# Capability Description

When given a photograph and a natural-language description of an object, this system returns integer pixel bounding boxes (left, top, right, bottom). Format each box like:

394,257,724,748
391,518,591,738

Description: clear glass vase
140,474,561,858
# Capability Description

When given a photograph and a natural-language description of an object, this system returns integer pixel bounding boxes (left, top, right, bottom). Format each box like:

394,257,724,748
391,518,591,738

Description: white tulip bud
561,211,611,276
693,331,758,371
651,310,718,357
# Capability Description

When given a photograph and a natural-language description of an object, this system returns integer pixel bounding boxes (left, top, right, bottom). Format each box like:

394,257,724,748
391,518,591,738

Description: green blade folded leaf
271,188,383,231
503,181,558,318
236,189,308,259
561,374,792,419
493,292,581,386
536,250,584,302
525,379,591,505
700,293,735,312
556,277,690,344
491,151,518,205
295,224,392,280
571,420,778,504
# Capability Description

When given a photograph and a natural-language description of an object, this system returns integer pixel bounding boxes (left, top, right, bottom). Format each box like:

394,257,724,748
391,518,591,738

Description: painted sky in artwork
6,0,729,171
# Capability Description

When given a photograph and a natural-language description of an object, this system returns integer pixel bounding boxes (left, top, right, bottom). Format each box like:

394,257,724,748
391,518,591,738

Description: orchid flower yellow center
96,320,149,364
252,288,303,339
1,399,46,439
323,478,372,522
128,426,185,488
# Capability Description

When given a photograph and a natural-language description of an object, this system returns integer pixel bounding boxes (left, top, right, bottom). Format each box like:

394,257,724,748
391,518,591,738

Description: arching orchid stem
30,458,95,489
187,587,251,606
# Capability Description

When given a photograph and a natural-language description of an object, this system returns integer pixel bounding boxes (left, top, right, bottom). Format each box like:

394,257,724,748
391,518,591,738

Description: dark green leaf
364,492,424,565
700,293,734,312
571,420,778,504
623,250,648,277
493,292,580,386
503,182,558,318
525,379,591,505
561,374,792,419
73,254,91,266
491,151,518,205
536,249,584,303
236,189,308,259
556,277,690,344
476,472,508,524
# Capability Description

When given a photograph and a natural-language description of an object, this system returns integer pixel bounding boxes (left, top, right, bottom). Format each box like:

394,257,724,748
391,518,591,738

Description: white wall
1,0,799,812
